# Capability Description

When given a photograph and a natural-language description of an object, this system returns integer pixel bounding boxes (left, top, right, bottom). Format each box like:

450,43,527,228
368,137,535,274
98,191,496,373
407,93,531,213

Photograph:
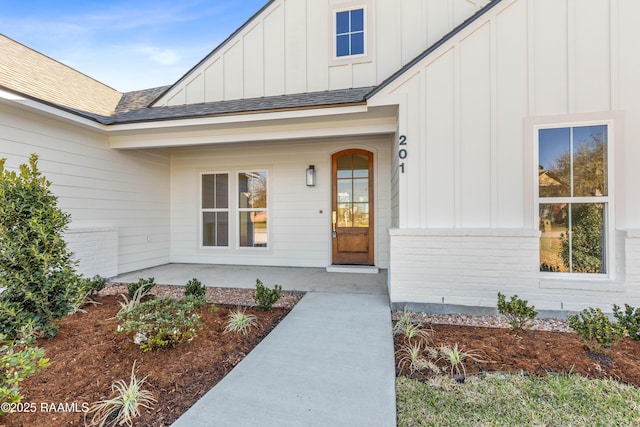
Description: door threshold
326,265,379,274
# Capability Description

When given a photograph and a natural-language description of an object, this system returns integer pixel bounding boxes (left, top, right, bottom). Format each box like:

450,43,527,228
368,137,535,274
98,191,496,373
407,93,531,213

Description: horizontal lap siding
0,104,170,275
170,136,391,268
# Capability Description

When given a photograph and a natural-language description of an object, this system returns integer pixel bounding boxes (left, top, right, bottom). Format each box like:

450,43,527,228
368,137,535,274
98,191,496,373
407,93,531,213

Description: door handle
332,211,337,235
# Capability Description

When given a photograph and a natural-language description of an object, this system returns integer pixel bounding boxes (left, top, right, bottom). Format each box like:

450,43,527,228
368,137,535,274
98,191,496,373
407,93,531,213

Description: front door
332,149,374,265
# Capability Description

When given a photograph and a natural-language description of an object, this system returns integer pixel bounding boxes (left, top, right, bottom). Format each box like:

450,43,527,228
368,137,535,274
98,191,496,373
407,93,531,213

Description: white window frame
237,170,269,249
329,1,373,65
200,172,230,248
534,119,615,280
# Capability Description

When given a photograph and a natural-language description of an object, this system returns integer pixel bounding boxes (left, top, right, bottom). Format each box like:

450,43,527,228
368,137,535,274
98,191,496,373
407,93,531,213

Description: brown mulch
3,285,303,427
395,323,640,388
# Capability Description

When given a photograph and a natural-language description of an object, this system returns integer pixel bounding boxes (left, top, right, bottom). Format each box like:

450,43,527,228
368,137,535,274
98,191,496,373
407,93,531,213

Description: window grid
202,173,229,247
336,8,365,57
537,125,609,275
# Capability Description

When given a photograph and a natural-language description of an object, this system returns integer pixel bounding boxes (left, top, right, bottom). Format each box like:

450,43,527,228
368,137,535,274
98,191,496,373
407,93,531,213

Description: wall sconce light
306,165,316,187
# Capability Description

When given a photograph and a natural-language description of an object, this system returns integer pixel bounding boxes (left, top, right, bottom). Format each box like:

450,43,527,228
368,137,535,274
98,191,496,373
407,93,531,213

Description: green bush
184,278,206,300
81,275,107,298
1,334,49,413
127,277,156,299
568,307,624,353
613,304,640,341
116,296,202,352
497,292,538,330
0,154,83,338
252,279,282,311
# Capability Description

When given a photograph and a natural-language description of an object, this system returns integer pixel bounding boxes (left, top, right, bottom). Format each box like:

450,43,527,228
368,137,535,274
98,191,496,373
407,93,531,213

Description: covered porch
114,263,389,295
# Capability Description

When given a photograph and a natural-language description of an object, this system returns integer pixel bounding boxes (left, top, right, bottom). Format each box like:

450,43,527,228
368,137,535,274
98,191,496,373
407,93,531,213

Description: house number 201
398,135,407,173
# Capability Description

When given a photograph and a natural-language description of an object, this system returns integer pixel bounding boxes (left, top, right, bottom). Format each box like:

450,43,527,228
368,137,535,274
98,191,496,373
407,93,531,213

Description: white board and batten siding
155,0,490,107
0,103,171,278
370,0,640,313
170,135,392,268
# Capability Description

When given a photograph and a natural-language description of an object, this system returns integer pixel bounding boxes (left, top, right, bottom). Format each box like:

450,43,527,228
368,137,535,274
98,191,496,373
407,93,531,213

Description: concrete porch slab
114,263,388,295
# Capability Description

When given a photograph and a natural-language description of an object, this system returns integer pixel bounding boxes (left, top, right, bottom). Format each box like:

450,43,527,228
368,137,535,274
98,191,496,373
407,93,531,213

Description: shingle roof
115,86,172,114
0,34,122,116
67,86,370,125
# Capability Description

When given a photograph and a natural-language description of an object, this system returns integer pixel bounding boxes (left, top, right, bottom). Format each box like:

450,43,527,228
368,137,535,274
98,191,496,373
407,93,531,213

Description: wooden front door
332,149,374,265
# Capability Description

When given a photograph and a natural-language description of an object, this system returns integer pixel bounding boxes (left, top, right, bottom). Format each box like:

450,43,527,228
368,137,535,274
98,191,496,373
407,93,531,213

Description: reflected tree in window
538,125,608,274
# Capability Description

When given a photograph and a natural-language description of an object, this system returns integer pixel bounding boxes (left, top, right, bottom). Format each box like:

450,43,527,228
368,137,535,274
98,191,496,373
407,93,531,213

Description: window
537,125,609,274
202,173,229,247
238,172,267,247
336,8,364,57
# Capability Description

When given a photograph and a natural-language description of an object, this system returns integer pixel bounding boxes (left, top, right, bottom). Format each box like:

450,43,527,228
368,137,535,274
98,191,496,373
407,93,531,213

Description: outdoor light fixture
306,165,316,186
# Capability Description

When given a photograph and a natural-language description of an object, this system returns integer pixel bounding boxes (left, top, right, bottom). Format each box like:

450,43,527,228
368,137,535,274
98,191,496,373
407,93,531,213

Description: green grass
397,373,640,426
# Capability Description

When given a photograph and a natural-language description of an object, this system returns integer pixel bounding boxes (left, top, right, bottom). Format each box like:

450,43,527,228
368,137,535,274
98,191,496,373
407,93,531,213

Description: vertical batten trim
526,0,535,117
453,42,462,227
609,0,619,111
490,16,498,228
567,0,576,114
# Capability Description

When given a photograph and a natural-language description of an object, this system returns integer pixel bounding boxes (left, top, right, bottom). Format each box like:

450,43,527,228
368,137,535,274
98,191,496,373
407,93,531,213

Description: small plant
184,277,206,300
116,297,202,352
127,277,155,299
252,279,282,311
438,343,483,377
497,292,538,330
87,362,156,427
117,285,153,317
613,304,640,341
0,334,49,413
83,275,108,298
396,342,440,375
224,308,258,335
393,309,432,343
568,307,625,353
393,309,413,335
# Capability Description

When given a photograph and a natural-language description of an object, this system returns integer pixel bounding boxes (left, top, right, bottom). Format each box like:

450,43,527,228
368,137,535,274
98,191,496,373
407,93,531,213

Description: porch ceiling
107,104,398,149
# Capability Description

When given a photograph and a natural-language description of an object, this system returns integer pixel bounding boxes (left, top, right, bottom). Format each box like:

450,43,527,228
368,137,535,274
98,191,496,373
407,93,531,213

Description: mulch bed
395,323,640,388
3,290,301,427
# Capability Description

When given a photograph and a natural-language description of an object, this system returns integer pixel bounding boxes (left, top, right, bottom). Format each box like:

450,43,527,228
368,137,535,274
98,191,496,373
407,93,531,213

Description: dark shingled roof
115,86,171,114
104,86,374,125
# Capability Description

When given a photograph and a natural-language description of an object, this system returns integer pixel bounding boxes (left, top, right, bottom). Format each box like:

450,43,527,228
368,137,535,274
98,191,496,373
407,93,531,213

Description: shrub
568,307,625,353
184,278,206,300
116,297,202,352
224,309,258,335
497,292,538,330
1,334,49,413
0,154,83,338
613,304,640,341
252,279,282,311
87,362,156,427
127,277,155,299
82,275,108,298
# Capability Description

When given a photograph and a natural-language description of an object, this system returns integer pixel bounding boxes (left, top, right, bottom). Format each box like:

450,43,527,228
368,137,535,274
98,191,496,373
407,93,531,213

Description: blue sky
1,0,267,92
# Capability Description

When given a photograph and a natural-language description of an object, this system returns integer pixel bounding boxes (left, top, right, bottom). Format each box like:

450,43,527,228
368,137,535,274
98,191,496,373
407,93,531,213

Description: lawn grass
397,373,640,426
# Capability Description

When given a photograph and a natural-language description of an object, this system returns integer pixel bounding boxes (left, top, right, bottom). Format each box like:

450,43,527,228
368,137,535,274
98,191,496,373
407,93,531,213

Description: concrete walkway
171,292,396,427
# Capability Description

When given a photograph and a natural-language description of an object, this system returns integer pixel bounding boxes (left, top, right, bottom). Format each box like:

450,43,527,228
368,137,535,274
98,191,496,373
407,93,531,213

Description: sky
0,0,267,92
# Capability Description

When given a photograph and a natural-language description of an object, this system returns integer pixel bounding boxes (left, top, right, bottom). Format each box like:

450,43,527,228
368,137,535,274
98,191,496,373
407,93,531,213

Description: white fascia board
0,88,107,133
108,105,397,149
107,105,369,133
